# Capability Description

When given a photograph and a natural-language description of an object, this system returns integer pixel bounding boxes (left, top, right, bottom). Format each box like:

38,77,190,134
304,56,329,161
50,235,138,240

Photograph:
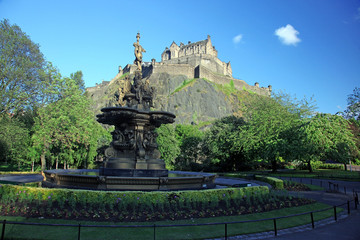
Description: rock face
87,72,239,124
150,73,233,124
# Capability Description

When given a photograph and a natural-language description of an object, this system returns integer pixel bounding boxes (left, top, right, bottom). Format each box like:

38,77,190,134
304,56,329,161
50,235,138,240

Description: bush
0,184,269,211
222,173,283,190
0,184,315,221
254,175,284,190
297,161,345,170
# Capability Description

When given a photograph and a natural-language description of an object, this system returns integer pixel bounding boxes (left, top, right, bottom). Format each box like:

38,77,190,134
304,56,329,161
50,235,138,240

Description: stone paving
0,174,43,183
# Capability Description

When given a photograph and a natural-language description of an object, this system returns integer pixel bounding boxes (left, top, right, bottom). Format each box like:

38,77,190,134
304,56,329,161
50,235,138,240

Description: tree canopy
0,19,48,115
344,87,360,120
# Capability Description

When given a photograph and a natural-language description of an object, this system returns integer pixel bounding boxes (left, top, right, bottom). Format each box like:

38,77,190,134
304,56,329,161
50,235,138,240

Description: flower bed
0,184,313,222
283,180,311,191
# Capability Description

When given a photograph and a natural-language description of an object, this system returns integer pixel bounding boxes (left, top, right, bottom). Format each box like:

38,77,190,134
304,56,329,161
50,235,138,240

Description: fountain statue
42,33,216,190
97,32,174,177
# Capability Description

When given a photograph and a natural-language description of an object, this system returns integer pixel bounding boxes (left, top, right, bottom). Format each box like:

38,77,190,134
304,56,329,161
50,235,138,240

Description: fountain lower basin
42,169,216,191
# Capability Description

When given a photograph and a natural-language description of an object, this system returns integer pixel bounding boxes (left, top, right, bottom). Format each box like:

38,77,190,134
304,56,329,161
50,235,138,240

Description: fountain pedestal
97,107,175,177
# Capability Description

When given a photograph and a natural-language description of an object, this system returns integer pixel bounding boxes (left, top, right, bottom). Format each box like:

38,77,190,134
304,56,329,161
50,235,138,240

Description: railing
1,197,359,240
277,176,360,196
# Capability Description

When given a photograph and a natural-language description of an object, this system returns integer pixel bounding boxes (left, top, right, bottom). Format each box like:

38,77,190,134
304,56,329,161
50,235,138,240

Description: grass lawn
226,169,360,182
268,169,360,181
0,203,342,240
303,183,325,191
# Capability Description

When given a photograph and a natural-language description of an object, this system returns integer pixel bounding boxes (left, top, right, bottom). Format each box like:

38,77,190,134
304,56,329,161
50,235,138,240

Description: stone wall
152,63,194,78
196,65,271,96
161,54,231,77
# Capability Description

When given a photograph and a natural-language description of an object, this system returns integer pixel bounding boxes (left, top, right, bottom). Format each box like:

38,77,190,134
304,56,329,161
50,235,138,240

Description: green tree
32,75,106,170
344,87,360,120
0,116,30,168
174,124,204,170
0,19,47,115
155,124,180,170
240,94,301,172
70,71,85,93
203,116,248,171
295,114,358,171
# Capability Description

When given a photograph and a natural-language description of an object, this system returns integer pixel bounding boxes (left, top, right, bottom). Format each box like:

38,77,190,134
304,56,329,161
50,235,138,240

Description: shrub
0,184,316,221
254,175,284,189
0,184,269,212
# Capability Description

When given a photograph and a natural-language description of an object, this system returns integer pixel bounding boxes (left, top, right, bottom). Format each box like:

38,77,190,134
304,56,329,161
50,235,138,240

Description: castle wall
197,65,271,96
162,54,231,77
152,63,194,78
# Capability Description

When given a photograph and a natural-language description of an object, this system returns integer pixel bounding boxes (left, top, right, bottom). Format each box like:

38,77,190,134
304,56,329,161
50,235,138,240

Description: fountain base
42,169,216,191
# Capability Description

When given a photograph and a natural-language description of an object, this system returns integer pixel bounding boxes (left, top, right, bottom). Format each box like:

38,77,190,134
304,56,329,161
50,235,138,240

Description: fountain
42,33,216,191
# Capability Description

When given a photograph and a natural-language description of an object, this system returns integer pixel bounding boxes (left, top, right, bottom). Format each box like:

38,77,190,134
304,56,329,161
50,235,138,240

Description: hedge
222,173,284,190
254,175,284,190
0,184,270,213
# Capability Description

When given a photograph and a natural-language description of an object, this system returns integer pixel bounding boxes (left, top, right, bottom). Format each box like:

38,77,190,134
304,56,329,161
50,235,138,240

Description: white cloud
356,7,360,20
274,24,301,46
233,34,243,44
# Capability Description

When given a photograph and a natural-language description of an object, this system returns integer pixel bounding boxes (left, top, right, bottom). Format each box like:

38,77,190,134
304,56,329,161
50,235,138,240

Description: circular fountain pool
42,169,216,191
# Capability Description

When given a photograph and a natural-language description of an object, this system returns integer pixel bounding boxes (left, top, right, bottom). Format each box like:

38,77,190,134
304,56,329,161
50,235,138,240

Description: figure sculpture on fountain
119,32,154,110
133,32,146,72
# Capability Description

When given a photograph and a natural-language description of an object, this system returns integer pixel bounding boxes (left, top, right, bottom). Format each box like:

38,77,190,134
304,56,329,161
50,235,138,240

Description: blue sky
1,0,359,114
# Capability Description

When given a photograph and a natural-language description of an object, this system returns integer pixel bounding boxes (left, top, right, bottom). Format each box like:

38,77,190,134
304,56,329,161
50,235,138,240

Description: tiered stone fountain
42,33,216,191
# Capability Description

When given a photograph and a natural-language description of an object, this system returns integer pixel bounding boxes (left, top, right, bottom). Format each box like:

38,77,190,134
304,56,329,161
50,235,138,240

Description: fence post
78,224,81,240
310,212,314,229
273,219,277,236
334,206,337,221
320,181,322,187
225,223,228,240
1,220,6,240
347,201,350,215
153,224,156,240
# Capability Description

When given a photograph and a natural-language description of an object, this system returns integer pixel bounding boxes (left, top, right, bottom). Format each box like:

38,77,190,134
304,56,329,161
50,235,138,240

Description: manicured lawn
225,169,360,182
0,202,342,240
268,169,360,181
304,183,325,191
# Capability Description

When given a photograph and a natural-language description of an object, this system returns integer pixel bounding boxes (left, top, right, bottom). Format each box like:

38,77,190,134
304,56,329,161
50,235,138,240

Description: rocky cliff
86,72,257,124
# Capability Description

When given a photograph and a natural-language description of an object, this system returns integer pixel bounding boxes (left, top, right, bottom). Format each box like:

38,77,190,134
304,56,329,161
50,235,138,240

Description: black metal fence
278,176,360,196
1,197,359,240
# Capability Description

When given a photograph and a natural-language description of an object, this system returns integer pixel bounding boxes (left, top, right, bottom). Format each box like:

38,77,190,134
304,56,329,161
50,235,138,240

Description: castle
115,35,271,96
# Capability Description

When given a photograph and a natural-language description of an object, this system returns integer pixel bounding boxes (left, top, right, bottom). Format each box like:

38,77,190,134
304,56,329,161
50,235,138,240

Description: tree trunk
55,157,58,169
344,163,347,171
307,160,313,173
41,151,46,171
31,161,34,172
271,159,277,172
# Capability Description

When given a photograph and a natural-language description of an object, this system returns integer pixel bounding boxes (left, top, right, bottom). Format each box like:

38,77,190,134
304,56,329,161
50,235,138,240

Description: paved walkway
0,173,43,183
